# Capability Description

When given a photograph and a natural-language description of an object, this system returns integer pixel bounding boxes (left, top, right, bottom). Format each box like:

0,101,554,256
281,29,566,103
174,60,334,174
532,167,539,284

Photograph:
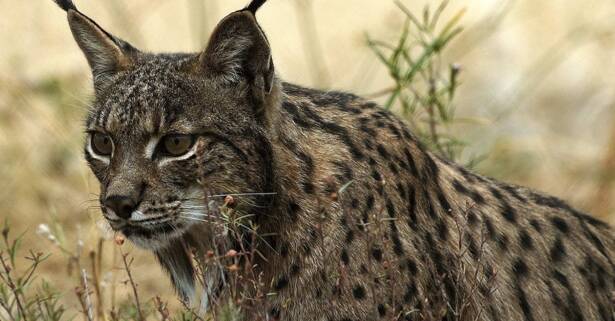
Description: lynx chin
52,0,614,320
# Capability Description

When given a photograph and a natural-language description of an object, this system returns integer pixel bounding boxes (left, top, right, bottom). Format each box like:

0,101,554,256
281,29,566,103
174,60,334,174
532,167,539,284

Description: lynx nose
104,195,137,220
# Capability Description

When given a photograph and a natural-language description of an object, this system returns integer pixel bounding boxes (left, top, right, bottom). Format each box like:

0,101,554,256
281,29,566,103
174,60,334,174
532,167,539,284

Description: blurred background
1,0,614,315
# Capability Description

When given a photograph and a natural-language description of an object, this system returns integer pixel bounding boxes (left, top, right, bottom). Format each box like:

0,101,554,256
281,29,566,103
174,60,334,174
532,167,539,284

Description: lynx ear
53,0,137,92
199,6,275,102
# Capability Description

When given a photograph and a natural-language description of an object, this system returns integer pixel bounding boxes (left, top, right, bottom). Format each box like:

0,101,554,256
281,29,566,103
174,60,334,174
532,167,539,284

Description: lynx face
61,2,276,250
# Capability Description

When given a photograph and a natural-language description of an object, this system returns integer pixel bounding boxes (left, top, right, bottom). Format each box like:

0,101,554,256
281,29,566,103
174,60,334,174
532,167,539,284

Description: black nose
104,195,137,219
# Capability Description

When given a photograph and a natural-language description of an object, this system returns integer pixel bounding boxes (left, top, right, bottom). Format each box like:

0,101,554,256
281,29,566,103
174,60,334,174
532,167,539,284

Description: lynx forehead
54,0,614,320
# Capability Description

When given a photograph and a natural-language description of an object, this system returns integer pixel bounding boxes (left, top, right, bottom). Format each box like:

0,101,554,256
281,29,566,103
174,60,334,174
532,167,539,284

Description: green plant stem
0,254,28,321
0,296,17,321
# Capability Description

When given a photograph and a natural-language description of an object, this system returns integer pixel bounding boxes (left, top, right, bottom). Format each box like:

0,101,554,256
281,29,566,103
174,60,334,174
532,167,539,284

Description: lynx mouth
120,221,179,239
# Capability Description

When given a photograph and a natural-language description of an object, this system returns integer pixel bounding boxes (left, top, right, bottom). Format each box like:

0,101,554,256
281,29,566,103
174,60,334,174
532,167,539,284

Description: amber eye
91,132,113,156
160,134,195,157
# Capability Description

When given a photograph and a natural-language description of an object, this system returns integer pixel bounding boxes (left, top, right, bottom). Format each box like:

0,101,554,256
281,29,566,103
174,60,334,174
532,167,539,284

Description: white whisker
180,217,210,223
180,215,220,222
207,192,277,198
180,210,219,218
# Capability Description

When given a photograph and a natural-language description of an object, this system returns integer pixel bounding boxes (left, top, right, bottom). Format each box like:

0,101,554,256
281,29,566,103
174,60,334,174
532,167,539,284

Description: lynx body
52,0,615,320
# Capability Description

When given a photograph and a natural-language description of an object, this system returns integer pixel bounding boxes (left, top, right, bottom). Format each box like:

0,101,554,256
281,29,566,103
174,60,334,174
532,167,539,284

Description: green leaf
439,7,466,40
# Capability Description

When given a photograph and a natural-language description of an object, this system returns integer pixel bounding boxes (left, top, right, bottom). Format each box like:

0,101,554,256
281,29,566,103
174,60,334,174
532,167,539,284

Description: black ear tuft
245,0,267,15
52,0,77,11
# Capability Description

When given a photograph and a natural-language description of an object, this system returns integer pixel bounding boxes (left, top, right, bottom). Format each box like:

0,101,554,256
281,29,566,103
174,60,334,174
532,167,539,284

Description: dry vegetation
1,0,614,320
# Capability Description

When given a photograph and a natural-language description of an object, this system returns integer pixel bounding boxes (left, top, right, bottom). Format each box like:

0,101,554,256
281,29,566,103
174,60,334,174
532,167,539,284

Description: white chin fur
125,227,188,251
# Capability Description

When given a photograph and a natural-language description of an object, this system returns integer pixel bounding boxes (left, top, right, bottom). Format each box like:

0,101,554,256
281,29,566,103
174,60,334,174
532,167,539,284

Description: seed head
114,234,125,246
224,195,236,207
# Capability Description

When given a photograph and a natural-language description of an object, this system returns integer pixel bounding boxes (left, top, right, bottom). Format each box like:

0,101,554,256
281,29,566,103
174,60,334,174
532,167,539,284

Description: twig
110,240,118,315
0,295,17,321
80,269,94,321
154,296,170,321
0,254,28,321
89,248,104,321
119,248,145,321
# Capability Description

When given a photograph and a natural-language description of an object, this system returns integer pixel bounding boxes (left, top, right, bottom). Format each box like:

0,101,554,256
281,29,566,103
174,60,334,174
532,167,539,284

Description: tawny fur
53,0,615,320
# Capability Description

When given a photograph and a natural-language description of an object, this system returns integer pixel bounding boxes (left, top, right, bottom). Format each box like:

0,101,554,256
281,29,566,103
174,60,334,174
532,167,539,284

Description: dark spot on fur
377,145,390,159
436,219,448,241
452,179,485,204
513,259,529,278
396,182,406,198
515,284,535,321
366,194,375,210
466,233,479,259
405,259,418,274
529,219,542,232
274,276,289,291
500,184,526,202
372,170,382,182
436,190,452,215
288,201,301,218
402,148,419,177
282,101,312,128
386,200,396,217
404,282,417,303
290,264,300,276
552,270,569,286
280,242,289,257
425,154,440,178
550,238,566,263
501,203,517,223
333,161,354,182
269,307,281,319
371,248,383,262
406,185,418,228
352,285,366,300
388,162,399,175
360,264,368,274
345,230,355,243
551,217,570,233
519,229,534,250
426,195,437,219
364,138,375,150
497,233,509,251
341,249,350,265
490,186,517,223
298,101,364,160
483,216,497,240
467,211,479,226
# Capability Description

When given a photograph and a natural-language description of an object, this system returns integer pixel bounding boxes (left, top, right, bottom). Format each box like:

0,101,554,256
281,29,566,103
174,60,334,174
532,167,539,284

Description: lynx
52,0,614,320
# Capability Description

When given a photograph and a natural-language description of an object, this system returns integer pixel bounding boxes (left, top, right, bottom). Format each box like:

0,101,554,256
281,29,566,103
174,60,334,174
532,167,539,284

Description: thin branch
0,255,27,321
119,249,144,321
80,269,94,321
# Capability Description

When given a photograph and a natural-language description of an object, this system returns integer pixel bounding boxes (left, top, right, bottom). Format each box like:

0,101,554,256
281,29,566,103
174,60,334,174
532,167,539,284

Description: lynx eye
91,132,113,156
160,134,195,157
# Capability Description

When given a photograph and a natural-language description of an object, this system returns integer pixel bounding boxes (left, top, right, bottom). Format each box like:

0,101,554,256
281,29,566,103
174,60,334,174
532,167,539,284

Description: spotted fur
53,0,615,320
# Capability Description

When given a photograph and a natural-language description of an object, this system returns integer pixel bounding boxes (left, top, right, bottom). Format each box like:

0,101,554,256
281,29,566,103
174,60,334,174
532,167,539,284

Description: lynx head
54,0,276,250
